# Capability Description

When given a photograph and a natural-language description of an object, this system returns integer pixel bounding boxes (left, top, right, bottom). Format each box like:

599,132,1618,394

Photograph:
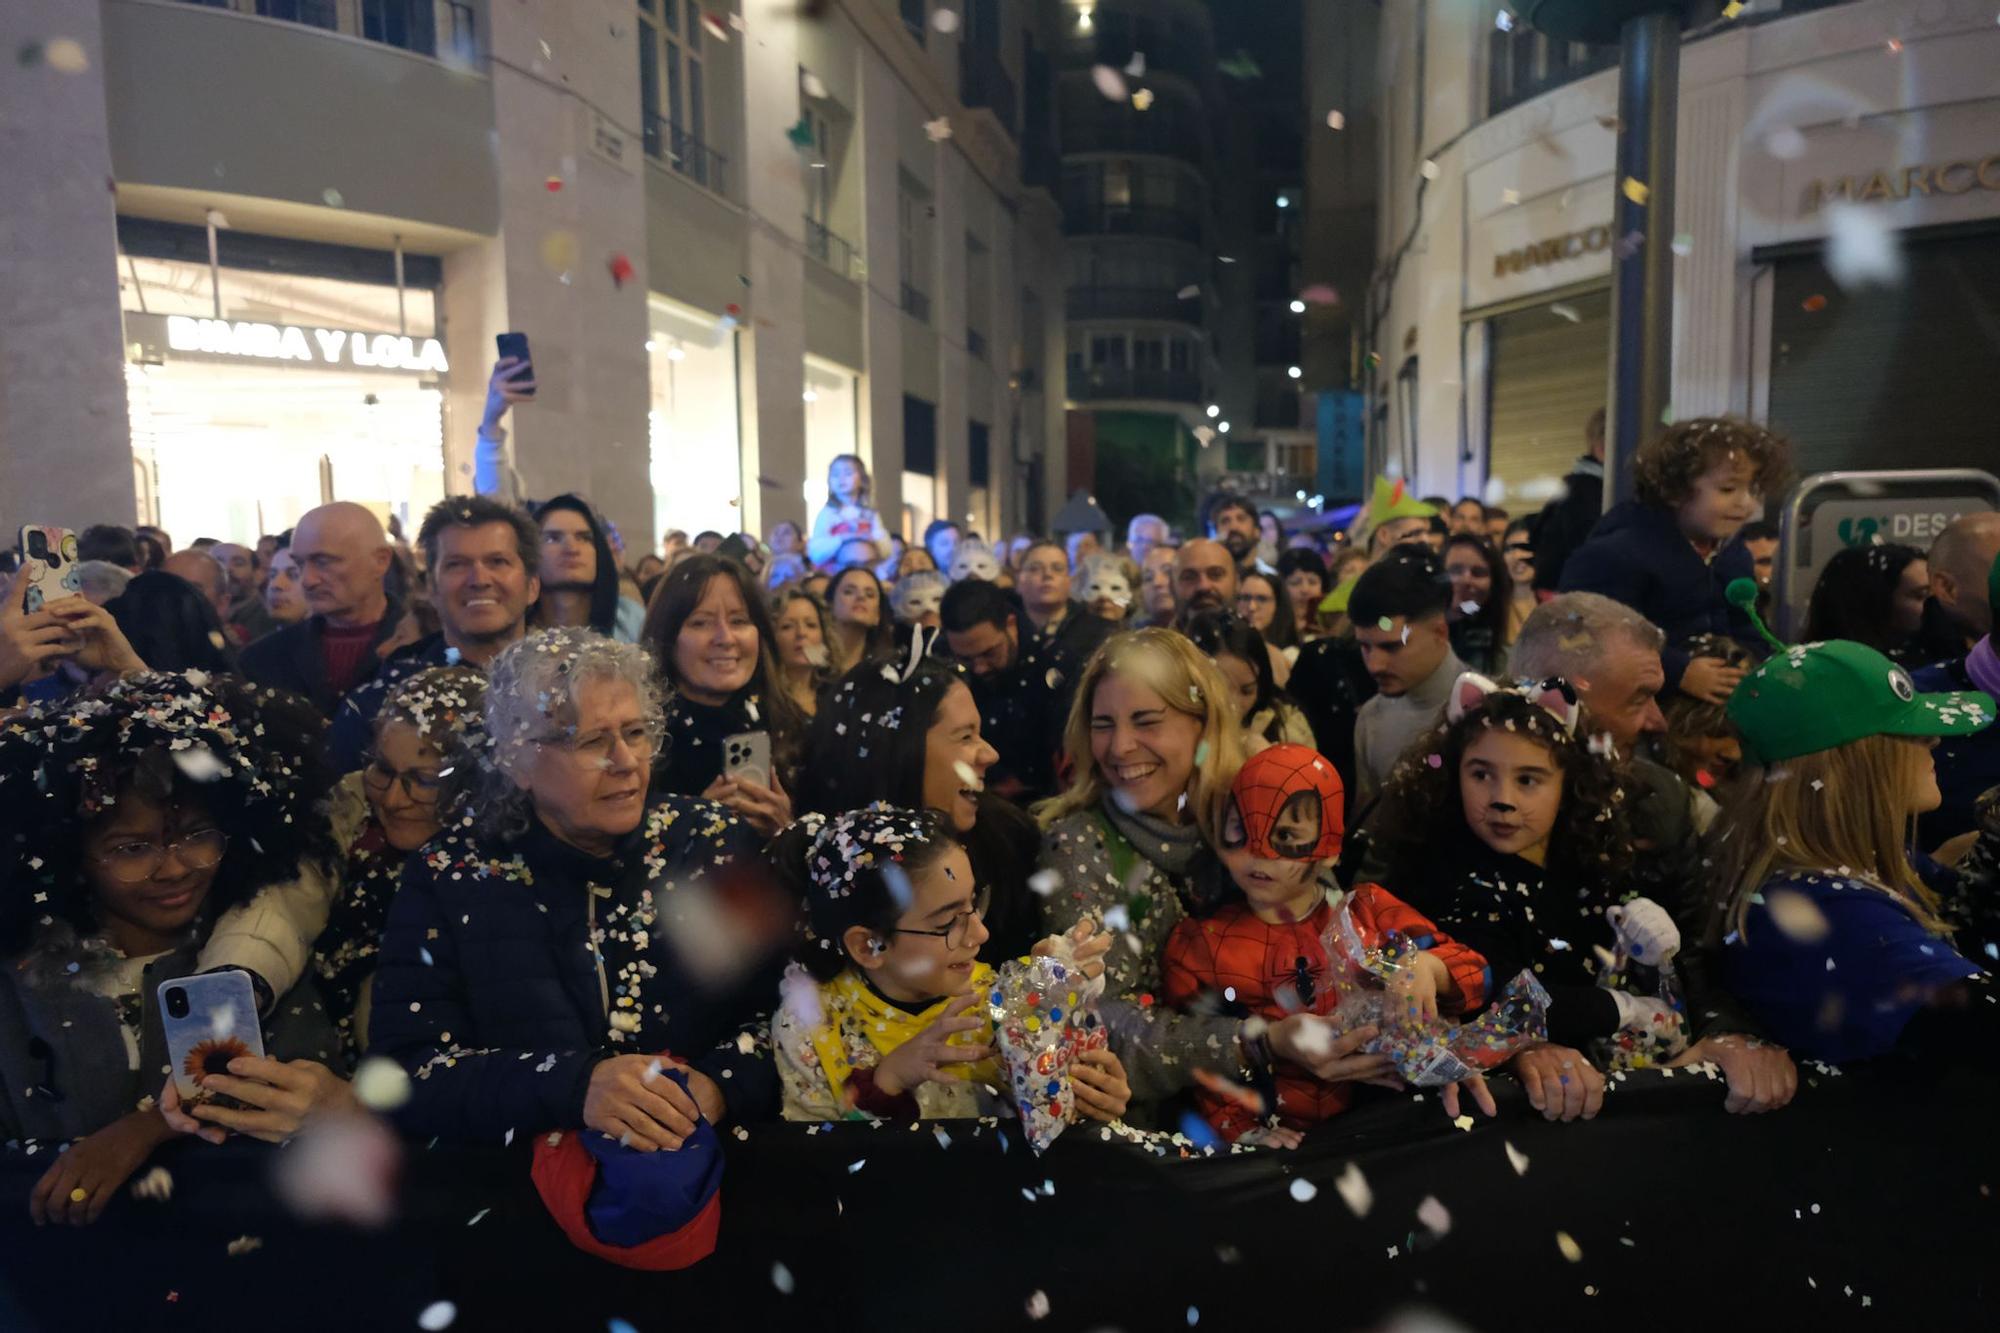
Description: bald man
1912,511,2000,846
1175,537,1291,686
1926,511,2000,644
163,549,230,620
239,502,399,714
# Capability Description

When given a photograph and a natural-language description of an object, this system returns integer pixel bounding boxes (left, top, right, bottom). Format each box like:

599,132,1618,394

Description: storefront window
118,255,445,543
803,354,861,514
648,297,742,540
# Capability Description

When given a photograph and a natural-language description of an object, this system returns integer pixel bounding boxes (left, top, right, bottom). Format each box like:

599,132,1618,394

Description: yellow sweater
774,964,1003,1121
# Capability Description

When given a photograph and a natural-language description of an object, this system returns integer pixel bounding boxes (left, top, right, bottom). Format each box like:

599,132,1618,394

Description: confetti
322,188,345,208
170,746,229,783
37,38,90,74
1452,1114,1476,1131
353,1056,412,1111
1417,1195,1452,1237
1131,88,1155,111
930,8,959,33
801,71,828,99
1026,1290,1051,1321
1506,1141,1531,1175
1187,1308,1200,1327
1325,110,1345,130
1289,1177,1318,1203
1027,869,1063,897
1335,1161,1372,1216
1765,126,1807,160
933,1124,952,1150
466,1209,490,1226
1124,52,1146,77
847,1158,867,1174
771,1262,795,1294
1556,1231,1584,1262
1420,159,1440,181
131,1167,174,1202
1723,1,1746,17
1801,293,1828,313
544,175,563,192
923,116,953,142
1500,186,1521,206
417,1300,457,1330
1176,284,1200,300
1090,65,1128,101
1823,201,1905,289
1671,232,1694,256
1766,889,1831,943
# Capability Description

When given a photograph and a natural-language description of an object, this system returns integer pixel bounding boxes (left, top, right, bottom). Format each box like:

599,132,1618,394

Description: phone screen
495,331,535,396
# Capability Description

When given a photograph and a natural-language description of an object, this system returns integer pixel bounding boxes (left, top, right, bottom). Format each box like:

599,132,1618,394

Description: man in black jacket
941,577,1078,805
1530,407,1606,593
239,502,400,716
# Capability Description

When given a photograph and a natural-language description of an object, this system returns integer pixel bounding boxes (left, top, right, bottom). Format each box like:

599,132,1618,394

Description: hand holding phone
17,525,80,614
158,971,266,1108
723,730,772,791
494,331,536,398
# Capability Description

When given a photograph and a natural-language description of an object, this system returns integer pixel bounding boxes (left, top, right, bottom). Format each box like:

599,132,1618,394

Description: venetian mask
950,542,1001,583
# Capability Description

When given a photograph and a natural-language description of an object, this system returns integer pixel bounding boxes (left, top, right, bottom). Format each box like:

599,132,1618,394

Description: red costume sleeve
1349,883,1490,1013
1161,917,1214,1010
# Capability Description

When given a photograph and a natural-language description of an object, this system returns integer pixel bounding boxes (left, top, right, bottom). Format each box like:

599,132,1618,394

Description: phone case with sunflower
158,971,266,1106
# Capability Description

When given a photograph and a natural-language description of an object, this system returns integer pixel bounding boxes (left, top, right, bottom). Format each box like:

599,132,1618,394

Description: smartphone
722,730,772,790
17,525,80,613
158,971,266,1107
495,331,535,396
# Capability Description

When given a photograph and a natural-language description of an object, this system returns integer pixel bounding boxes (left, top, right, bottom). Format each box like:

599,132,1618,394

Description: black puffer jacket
369,795,779,1142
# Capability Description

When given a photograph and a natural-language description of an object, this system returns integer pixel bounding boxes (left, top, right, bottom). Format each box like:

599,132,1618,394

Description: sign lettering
162,315,449,374
1802,155,2000,213
1492,225,1612,278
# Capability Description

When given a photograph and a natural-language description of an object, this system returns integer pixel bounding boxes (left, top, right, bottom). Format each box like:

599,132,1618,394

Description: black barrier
4,1065,1997,1332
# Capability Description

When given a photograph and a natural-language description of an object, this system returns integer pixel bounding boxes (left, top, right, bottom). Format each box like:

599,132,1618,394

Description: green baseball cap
1727,639,1994,765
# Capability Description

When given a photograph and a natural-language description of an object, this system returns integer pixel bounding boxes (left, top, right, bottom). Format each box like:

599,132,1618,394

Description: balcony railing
958,41,1018,137
187,0,475,61
967,328,989,361
644,114,728,195
1059,113,1207,168
1061,201,1203,245
1066,285,1204,323
901,282,932,323
1067,365,1204,405
804,215,858,280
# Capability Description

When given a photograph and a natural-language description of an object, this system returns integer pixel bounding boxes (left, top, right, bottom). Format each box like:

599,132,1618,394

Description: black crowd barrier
4,1065,1995,1332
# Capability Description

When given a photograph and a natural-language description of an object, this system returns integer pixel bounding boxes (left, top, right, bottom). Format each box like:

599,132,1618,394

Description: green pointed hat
1366,476,1436,529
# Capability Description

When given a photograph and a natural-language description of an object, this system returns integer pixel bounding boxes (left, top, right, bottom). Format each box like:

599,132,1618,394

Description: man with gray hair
1508,592,1668,755
1125,513,1170,569
1505,591,1798,1115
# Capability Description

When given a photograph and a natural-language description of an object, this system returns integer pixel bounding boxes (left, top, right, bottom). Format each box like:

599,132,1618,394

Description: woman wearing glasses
368,628,787,1146
0,671,346,1225
306,665,487,1060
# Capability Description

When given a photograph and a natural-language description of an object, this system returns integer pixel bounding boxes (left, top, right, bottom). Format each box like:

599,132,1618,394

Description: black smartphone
495,331,535,396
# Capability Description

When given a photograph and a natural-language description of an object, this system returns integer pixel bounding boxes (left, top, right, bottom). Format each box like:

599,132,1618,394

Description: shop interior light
1218,421,1231,434
803,389,819,402
667,344,686,362
644,340,657,352
1078,6,1092,31
1296,489,1308,502
1287,365,1302,379
1205,403,1220,418
1275,194,1289,209
1289,299,1306,314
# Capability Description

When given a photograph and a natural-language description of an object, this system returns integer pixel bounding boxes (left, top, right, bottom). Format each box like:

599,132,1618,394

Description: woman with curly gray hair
368,627,786,1147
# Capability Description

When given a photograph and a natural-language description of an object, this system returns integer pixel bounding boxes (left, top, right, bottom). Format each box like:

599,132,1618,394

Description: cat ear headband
1445,672,1581,736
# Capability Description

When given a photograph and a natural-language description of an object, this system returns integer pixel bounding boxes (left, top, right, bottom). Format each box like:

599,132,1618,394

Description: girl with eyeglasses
308,665,487,1060
0,672,348,1225
771,806,1127,1123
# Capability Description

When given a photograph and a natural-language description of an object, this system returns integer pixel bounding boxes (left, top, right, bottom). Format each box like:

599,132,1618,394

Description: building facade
1,0,1069,553
1369,0,2000,508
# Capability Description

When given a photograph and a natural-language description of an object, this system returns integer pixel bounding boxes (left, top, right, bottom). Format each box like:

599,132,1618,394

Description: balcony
958,41,1017,138
1061,201,1203,246
644,114,728,196
901,282,931,323
804,215,858,280
1066,285,1203,324
1068,365,1204,405
1059,111,1208,169
184,0,475,61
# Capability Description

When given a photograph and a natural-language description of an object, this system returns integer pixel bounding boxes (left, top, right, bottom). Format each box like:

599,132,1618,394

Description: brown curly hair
1632,416,1792,509
1367,688,1634,889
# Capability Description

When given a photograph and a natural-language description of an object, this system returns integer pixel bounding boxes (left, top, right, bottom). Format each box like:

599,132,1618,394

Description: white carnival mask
950,542,1001,583
892,572,946,623
1084,566,1132,609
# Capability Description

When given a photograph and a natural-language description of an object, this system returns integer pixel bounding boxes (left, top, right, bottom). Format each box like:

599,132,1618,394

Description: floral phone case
16,524,80,613
157,971,266,1106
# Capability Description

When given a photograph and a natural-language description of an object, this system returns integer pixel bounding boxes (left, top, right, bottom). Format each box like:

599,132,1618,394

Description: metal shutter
1768,230,2000,476
1485,288,1611,504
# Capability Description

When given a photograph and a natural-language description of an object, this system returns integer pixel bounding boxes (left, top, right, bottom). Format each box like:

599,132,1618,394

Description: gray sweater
1351,648,1467,810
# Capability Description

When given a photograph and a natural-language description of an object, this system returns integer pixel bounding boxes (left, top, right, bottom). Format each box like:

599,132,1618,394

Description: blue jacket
1558,500,1758,690
326,633,459,774
368,795,781,1143
1911,654,2000,847
1724,867,1982,1064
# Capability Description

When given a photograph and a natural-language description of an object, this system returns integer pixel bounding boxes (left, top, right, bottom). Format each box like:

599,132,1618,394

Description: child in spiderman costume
1162,744,1495,1145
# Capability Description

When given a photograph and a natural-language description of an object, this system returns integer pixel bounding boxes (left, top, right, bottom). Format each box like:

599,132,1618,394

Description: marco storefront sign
151,314,450,374
1492,224,1613,277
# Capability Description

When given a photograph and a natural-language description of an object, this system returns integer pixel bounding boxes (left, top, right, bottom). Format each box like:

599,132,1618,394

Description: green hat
1317,572,1360,615
1727,639,1994,765
1365,476,1435,530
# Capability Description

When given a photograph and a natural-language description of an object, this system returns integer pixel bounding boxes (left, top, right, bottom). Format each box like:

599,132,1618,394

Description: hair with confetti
1704,732,1944,945
1632,416,1792,510
472,628,664,842
1660,633,1753,788
1801,542,1925,654
416,494,542,580
772,806,960,982
797,657,966,820
0,671,336,954
1369,683,1633,891
1034,627,1245,844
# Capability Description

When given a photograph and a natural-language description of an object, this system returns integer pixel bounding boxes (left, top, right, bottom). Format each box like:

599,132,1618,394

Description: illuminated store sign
158,314,449,373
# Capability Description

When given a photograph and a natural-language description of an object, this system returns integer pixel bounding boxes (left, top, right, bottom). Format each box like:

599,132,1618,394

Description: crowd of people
2,392,1995,1270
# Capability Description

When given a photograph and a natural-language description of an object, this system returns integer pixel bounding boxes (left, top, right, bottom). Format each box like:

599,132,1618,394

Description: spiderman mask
1220,744,1344,862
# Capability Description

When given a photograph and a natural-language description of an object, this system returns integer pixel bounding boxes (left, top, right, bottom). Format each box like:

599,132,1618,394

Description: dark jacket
326,632,460,773
1284,635,1376,824
532,495,622,637
1531,456,1604,593
368,795,779,1143
652,687,793,800
1558,500,1758,691
1912,655,2000,848
239,598,405,718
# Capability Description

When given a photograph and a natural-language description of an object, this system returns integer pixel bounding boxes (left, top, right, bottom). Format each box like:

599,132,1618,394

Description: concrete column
933,150,969,533
857,46,906,535
0,4,136,529
481,0,652,548
737,0,809,542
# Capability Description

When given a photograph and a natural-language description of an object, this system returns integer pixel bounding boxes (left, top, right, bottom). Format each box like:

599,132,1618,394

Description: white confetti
131,1166,174,1202
1026,1290,1051,1321
1765,126,1807,160
1027,869,1062,897
1505,1141,1531,1176
1416,1194,1452,1237
352,1056,412,1111
1766,889,1831,943
848,1159,866,1174
170,746,229,783
1102,904,1131,934
771,1262,795,1295
1556,1231,1584,1262
1090,65,1128,101
1334,1161,1372,1216
417,1301,457,1330
930,8,959,33
1823,200,1904,289
1289,1177,1318,1203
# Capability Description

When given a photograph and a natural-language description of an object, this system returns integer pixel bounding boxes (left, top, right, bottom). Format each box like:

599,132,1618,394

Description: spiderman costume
1160,745,1490,1142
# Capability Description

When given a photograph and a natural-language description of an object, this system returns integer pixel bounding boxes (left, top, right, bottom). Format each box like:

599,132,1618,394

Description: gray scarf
1101,796,1206,880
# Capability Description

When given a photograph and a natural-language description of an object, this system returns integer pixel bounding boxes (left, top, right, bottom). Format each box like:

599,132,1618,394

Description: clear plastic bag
987,948,1108,1153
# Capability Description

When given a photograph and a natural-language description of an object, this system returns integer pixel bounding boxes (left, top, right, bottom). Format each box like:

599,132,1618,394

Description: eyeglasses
534,721,661,766
362,754,444,805
891,885,992,950
88,828,228,885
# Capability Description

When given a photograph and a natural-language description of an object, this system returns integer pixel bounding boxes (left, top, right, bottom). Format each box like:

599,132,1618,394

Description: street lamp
1205,404,1220,418
1218,421,1231,434
1289,300,1306,314
1287,366,1302,380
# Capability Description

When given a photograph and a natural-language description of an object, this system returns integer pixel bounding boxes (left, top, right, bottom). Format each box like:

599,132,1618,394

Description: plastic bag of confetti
1315,899,1551,1086
987,949,1105,1153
